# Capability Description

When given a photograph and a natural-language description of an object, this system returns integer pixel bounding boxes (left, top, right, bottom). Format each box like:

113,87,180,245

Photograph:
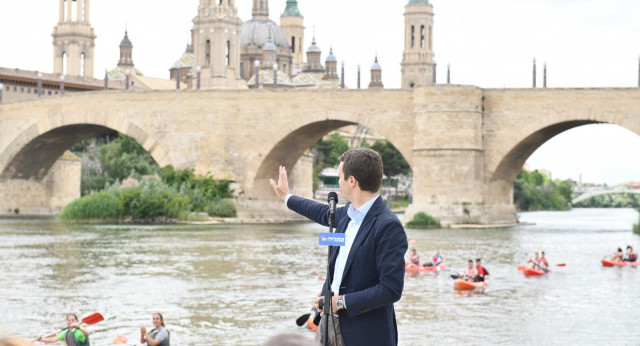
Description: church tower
280,0,304,75
52,0,96,78
117,31,134,68
369,55,383,89
323,48,338,80
192,0,242,89
401,0,434,89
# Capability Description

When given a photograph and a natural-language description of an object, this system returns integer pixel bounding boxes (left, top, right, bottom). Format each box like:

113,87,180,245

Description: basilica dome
240,18,289,50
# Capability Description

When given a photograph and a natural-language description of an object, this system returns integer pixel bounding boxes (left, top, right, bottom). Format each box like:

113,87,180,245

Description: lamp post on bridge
60,75,65,95
125,70,130,90
37,72,43,97
273,62,278,89
104,69,109,91
254,60,260,89
0,83,3,103
197,65,201,90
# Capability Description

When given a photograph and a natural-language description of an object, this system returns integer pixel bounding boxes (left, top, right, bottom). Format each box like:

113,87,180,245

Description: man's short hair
339,148,383,193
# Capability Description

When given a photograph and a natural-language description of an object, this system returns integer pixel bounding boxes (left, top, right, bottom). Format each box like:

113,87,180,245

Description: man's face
338,162,351,201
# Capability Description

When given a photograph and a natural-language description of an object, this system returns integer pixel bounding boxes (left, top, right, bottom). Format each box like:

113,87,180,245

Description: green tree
370,140,411,201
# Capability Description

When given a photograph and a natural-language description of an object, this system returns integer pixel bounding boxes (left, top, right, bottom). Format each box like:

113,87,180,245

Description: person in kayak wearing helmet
474,258,490,282
423,250,443,267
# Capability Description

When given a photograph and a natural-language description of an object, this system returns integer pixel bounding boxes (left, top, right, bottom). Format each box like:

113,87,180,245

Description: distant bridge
572,189,640,204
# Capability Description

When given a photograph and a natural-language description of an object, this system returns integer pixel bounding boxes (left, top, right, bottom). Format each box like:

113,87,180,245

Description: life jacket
149,327,170,346
629,253,638,262
477,266,489,277
64,328,90,346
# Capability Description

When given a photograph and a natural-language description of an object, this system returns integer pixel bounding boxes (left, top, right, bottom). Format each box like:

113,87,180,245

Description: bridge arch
249,119,414,198
482,88,640,224
0,114,170,181
572,189,640,205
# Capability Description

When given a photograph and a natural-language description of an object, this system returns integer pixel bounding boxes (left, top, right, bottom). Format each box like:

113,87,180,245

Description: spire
282,0,302,17
120,30,132,47
252,0,269,18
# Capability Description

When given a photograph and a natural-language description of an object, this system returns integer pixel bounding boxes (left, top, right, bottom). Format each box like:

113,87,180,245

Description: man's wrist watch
336,296,345,310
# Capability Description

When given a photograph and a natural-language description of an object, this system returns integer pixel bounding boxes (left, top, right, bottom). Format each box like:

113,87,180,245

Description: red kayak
523,267,550,276
453,279,488,290
601,259,640,267
405,264,449,272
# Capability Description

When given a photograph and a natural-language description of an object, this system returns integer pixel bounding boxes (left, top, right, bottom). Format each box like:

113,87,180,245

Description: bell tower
401,0,434,89
192,0,242,89
52,0,96,78
280,0,305,75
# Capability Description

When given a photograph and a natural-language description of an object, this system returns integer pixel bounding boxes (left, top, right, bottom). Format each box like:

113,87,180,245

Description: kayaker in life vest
609,247,624,263
36,314,91,345
459,259,477,282
140,313,170,346
408,248,421,267
625,246,637,262
475,258,490,282
528,252,541,270
539,251,549,269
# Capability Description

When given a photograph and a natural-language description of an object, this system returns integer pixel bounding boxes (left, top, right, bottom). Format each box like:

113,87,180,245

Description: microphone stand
323,208,336,346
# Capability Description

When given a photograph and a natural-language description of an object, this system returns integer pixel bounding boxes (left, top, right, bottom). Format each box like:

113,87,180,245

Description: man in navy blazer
270,148,407,346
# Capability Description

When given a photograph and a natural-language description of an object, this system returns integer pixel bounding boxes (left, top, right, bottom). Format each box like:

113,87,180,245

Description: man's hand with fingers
269,165,290,201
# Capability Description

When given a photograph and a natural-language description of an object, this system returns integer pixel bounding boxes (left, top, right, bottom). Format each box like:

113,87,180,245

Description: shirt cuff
342,295,347,310
284,193,293,204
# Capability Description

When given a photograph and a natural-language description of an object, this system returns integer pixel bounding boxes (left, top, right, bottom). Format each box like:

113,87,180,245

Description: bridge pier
0,152,81,216
404,86,517,226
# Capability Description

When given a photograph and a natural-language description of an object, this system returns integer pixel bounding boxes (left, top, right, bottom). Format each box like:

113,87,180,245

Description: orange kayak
602,259,640,267
453,279,488,290
523,267,550,276
405,264,449,272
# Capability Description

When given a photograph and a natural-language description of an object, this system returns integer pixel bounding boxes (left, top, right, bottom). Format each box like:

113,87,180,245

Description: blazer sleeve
344,218,407,318
286,195,332,226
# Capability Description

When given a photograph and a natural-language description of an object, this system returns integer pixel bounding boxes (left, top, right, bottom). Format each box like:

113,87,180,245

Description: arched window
411,25,415,48
429,26,432,49
71,0,78,21
80,52,86,77
291,37,296,53
63,0,68,21
420,25,425,48
240,62,244,78
81,0,86,21
260,1,263,9
226,40,230,66
205,40,211,66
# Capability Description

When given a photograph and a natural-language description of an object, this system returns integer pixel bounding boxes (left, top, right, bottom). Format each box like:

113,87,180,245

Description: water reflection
0,209,639,345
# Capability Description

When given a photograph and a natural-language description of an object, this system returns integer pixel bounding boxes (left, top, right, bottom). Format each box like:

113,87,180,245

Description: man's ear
350,176,358,188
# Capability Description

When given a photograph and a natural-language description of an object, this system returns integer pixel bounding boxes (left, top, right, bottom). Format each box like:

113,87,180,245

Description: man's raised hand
269,165,290,201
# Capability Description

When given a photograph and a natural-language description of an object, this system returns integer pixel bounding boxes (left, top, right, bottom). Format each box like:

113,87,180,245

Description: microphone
327,192,338,227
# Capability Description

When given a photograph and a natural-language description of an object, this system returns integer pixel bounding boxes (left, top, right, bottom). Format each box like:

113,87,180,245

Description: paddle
450,274,459,280
556,263,566,267
37,312,104,339
296,313,311,327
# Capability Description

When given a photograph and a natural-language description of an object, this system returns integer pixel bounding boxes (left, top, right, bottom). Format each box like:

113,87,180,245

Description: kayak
405,264,449,272
523,267,550,276
453,279,488,290
601,259,640,267
306,313,318,332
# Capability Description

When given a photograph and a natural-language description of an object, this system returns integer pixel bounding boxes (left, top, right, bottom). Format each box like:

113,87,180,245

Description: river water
0,208,639,345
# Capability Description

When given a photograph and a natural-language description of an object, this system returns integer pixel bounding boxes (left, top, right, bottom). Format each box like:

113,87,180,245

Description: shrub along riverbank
61,133,235,222
60,169,235,222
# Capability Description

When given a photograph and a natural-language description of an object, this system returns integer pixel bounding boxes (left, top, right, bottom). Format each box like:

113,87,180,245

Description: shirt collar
347,194,380,223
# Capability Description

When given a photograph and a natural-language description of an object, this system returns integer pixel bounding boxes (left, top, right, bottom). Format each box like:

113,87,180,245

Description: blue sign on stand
319,232,346,246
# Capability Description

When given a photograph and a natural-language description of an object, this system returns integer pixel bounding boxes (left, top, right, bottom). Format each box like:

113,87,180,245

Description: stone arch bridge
1,86,639,225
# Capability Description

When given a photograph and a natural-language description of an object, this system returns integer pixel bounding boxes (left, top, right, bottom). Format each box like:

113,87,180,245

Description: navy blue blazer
287,195,407,346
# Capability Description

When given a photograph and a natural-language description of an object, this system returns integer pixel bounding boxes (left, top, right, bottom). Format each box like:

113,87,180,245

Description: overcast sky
1,0,640,184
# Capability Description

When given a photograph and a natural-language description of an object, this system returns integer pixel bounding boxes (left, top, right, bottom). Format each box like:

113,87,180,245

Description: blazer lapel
340,196,385,283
